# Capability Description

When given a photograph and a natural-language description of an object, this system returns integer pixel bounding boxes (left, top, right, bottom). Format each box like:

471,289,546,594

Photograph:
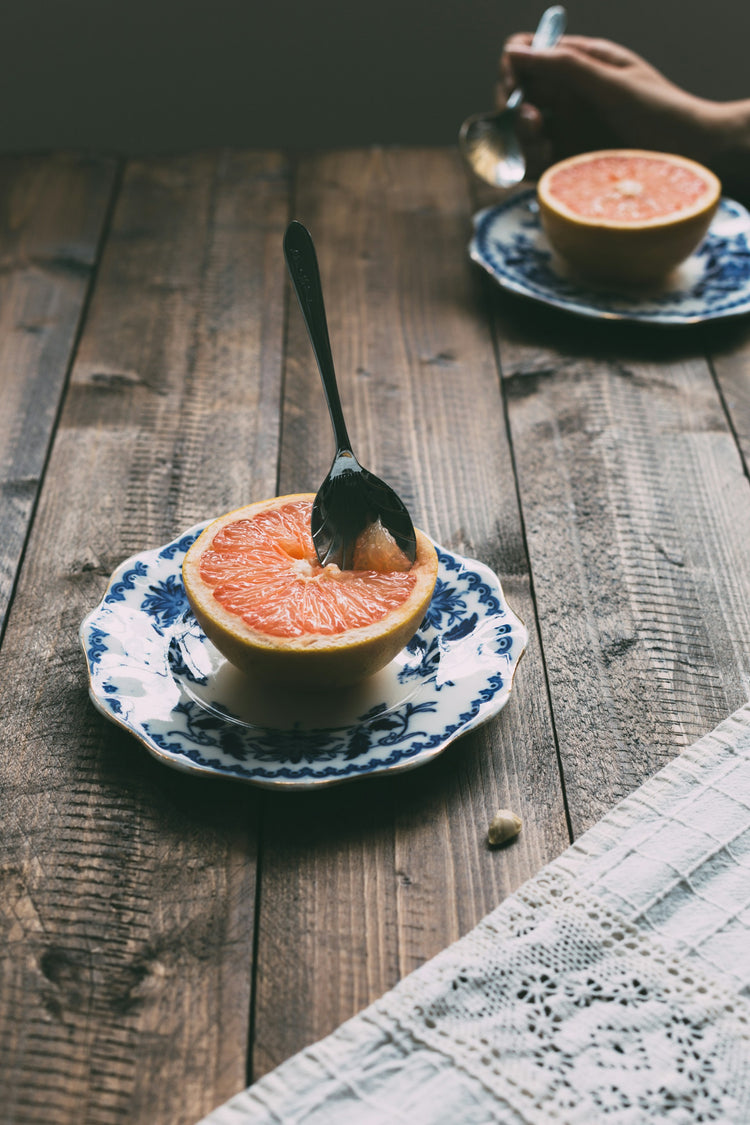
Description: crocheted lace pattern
202,703,750,1125
379,872,749,1123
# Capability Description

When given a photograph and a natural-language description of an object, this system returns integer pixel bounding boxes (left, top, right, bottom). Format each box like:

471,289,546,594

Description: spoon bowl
459,5,566,188
283,220,417,570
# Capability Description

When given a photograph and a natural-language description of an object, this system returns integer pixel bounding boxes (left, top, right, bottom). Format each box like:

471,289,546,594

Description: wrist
700,100,750,196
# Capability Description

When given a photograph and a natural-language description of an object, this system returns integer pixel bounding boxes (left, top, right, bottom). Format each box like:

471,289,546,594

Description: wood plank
0,153,116,632
252,147,568,1077
707,317,750,471
0,151,290,1125
490,293,750,834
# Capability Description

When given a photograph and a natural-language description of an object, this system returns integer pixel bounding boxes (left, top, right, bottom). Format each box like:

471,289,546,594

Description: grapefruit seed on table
537,149,721,285
182,493,439,689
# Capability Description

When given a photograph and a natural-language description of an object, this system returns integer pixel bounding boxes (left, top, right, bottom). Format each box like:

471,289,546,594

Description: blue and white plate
80,524,528,789
470,190,750,325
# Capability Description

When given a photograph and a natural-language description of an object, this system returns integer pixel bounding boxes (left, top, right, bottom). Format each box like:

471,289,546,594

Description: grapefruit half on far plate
538,149,721,285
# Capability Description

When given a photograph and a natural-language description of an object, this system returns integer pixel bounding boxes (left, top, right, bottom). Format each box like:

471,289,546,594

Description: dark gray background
1,0,747,153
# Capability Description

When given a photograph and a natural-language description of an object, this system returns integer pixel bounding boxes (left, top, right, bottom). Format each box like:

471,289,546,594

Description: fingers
503,34,639,67
504,32,534,50
494,34,635,174
503,41,626,101
501,34,640,97
542,36,641,67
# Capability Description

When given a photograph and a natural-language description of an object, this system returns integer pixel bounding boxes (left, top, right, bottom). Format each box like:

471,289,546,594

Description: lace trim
199,706,750,1125
377,872,750,1122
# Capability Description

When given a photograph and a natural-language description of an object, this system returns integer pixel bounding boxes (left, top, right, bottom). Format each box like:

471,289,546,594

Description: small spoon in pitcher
459,5,566,188
283,220,417,571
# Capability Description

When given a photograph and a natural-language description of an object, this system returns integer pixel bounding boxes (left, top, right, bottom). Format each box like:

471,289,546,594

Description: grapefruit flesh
537,150,721,284
351,518,412,573
182,494,438,689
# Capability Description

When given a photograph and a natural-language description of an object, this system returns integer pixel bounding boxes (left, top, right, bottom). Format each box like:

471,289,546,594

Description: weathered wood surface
254,148,567,1076
487,293,750,833
1,147,749,1122
0,152,288,1125
709,319,750,471
0,154,116,632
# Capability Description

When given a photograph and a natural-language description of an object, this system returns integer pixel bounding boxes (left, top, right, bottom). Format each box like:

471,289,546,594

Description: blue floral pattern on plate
80,523,528,789
470,190,750,325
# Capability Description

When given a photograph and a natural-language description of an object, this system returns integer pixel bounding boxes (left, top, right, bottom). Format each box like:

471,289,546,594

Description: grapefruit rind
182,493,439,689
537,149,721,285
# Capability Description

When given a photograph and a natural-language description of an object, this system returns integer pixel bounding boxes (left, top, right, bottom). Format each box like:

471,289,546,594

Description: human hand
498,35,724,180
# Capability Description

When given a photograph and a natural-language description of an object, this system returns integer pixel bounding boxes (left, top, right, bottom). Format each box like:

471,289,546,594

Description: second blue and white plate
80,524,528,789
470,190,750,325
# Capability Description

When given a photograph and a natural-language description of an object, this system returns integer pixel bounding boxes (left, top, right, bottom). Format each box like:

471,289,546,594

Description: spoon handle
531,5,566,51
283,220,353,453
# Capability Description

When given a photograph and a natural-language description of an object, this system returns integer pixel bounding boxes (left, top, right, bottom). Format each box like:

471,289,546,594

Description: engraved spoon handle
283,220,353,455
531,5,566,50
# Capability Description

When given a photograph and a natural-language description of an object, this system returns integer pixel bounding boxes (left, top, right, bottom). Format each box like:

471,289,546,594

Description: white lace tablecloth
199,704,750,1124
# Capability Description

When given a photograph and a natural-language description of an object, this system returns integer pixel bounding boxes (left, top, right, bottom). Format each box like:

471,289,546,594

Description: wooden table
2,148,749,1125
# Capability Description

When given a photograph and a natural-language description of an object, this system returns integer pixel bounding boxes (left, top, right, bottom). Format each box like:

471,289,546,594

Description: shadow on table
481,277,750,367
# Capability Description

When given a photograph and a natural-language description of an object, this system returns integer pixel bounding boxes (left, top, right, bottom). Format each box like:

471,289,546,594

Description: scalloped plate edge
469,192,750,326
80,531,529,789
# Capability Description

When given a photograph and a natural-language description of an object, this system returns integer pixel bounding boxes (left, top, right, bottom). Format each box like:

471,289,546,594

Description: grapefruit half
182,493,439,689
537,150,721,285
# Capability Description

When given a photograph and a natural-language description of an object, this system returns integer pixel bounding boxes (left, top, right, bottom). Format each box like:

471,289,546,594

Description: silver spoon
283,220,417,571
459,5,566,188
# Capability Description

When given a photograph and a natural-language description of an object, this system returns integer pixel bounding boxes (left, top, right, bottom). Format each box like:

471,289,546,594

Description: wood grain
490,294,750,834
0,151,289,1125
252,148,567,1077
4,146,749,1121
707,318,750,472
0,153,116,633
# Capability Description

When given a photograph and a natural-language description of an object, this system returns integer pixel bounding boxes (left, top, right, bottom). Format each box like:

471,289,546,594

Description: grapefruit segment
537,149,721,284
182,493,438,688
352,518,412,573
